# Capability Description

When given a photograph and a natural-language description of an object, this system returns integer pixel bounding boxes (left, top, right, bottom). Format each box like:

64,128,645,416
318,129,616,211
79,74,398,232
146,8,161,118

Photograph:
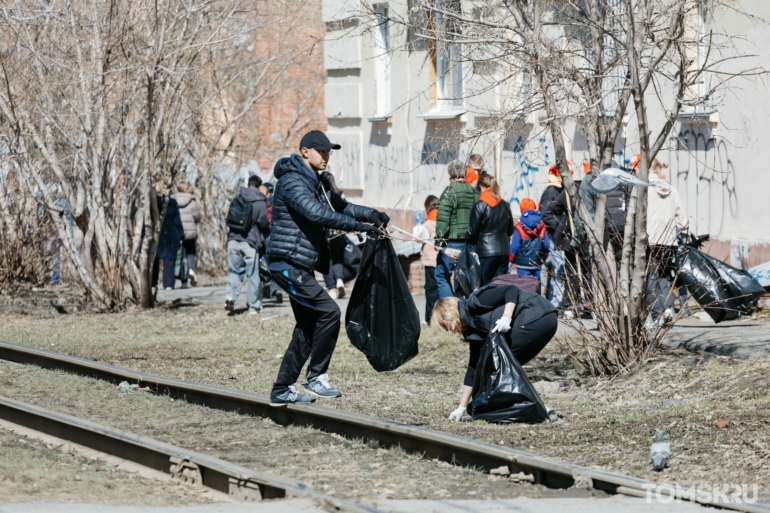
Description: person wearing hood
645,158,688,327
465,173,514,285
172,182,202,288
266,130,389,407
510,198,549,280
225,175,270,314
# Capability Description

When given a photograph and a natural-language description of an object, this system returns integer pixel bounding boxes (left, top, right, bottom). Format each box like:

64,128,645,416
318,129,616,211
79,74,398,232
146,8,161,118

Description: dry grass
1,303,769,502
0,424,212,504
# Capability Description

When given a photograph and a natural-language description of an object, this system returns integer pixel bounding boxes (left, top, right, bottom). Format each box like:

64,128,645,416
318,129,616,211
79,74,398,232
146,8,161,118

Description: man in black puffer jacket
266,130,389,406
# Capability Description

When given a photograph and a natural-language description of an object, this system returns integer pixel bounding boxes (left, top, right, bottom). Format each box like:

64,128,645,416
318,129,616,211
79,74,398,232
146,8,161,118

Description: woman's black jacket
465,200,514,257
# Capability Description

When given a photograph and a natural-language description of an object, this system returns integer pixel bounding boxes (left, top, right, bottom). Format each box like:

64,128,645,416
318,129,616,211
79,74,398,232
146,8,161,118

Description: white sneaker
644,318,658,330
336,279,346,299
224,297,235,311
663,308,674,323
248,306,262,315
189,270,197,287
563,310,574,320
328,288,339,300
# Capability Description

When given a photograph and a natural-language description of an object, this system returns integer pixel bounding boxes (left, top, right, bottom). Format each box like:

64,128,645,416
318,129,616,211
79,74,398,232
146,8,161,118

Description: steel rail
0,395,380,512
1,339,767,513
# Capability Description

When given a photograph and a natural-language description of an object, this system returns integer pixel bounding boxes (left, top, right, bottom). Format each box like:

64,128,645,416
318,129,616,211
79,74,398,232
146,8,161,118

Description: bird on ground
589,167,651,194
650,430,671,471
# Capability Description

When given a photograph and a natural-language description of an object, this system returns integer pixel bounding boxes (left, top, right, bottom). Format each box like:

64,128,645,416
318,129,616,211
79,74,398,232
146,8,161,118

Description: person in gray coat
172,182,202,288
225,175,270,314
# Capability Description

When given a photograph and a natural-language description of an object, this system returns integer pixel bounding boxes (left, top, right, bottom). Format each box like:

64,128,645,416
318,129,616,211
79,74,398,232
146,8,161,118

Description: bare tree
370,0,762,373
0,0,323,308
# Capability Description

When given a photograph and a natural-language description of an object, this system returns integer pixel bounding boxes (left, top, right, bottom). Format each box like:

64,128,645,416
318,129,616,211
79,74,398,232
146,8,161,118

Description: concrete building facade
321,0,770,268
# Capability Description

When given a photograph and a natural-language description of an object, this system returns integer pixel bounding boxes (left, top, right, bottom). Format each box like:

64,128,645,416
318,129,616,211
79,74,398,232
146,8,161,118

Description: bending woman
431,284,558,421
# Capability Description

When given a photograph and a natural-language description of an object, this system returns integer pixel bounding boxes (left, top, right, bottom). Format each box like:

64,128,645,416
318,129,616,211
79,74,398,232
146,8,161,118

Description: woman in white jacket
646,159,688,326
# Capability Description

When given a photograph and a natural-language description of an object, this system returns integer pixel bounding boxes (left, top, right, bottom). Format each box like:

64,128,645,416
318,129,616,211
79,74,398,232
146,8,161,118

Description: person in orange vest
510,198,549,280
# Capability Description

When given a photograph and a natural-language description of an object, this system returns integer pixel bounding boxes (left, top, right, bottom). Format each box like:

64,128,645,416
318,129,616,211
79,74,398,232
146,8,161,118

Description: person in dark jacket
510,198,550,279
465,173,514,285
430,284,557,421
225,175,270,314
266,130,389,407
152,184,185,291
540,164,571,315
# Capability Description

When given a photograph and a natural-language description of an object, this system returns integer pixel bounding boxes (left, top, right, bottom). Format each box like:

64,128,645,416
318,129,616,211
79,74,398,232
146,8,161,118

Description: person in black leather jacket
465,173,514,285
266,130,389,406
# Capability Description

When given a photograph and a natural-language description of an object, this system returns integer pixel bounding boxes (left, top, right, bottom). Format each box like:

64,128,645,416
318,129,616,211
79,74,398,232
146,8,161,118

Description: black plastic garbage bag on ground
454,245,482,298
677,246,764,323
467,332,549,424
701,251,765,315
345,234,420,372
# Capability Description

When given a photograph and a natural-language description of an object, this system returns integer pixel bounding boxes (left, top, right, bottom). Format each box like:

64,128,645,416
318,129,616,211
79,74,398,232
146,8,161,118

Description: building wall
321,0,770,266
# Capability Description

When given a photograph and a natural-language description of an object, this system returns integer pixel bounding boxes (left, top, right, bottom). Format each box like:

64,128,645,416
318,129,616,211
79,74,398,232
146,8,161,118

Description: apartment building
321,0,770,266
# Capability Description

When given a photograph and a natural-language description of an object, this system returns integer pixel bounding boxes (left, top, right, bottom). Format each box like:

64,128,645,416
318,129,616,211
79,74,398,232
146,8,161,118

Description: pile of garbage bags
677,245,765,323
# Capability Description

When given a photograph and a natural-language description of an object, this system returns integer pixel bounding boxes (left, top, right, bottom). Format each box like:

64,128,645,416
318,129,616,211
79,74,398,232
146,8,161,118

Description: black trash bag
454,245,482,298
342,237,362,283
701,251,765,315
345,234,420,372
677,246,752,324
467,332,549,424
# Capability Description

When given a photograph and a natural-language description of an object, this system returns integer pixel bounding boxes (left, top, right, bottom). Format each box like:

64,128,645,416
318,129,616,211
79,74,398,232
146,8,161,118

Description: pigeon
589,167,651,194
650,430,671,471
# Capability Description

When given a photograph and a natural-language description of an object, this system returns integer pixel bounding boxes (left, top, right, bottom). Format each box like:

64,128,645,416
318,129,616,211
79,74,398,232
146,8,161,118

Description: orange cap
465,168,479,184
629,154,641,169
583,162,591,174
549,161,574,175
519,198,537,213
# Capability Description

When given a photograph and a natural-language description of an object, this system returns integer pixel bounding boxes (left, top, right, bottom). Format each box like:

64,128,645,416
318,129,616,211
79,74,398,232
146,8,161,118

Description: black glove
371,210,390,228
356,222,379,233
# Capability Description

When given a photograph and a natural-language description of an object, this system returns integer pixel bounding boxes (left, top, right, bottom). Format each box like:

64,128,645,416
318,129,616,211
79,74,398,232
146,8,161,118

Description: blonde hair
177,182,190,193
650,158,669,180
154,183,165,195
430,297,464,335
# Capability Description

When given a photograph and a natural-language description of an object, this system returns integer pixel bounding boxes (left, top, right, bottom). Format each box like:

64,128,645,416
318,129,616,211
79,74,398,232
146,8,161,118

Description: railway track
1,339,768,513
0,395,379,512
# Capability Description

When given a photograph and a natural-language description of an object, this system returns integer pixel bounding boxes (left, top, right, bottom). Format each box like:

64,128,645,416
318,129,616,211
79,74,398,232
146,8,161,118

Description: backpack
513,222,546,268
605,188,626,238
225,195,255,233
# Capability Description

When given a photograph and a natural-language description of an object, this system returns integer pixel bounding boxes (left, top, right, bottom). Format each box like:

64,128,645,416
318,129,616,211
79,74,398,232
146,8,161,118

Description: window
374,4,392,117
433,0,463,109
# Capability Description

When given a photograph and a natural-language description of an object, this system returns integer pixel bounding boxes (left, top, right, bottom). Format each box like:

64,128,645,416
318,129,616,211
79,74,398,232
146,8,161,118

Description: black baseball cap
299,130,341,151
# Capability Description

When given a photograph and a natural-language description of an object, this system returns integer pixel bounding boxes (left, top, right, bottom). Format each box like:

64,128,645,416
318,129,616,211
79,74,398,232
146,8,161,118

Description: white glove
448,406,466,422
491,316,512,333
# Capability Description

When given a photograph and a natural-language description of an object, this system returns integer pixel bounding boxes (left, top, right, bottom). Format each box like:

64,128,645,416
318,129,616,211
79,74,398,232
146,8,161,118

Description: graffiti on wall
504,134,549,210
668,127,737,238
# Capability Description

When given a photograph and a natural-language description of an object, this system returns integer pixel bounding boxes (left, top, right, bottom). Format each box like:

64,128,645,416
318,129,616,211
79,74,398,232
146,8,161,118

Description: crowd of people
151,128,688,412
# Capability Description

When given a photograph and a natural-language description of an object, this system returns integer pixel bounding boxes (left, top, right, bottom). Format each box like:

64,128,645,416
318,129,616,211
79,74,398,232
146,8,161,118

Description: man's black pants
270,269,341,395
